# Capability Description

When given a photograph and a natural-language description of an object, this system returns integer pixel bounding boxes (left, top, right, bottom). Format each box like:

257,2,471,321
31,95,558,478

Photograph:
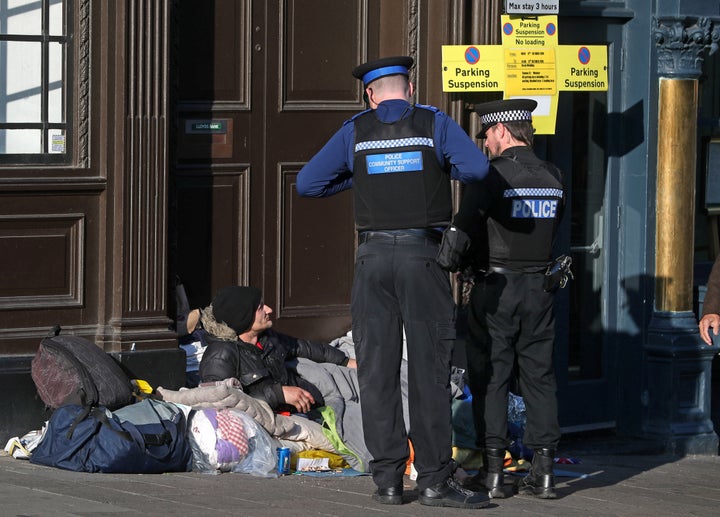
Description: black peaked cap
474,98,538,139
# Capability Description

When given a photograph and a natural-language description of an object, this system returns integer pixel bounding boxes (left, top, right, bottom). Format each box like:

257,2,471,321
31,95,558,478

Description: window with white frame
0,0,70,162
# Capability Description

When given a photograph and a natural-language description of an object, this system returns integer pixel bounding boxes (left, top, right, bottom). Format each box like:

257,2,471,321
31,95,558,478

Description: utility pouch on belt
436,226,471,272
543,255,574,293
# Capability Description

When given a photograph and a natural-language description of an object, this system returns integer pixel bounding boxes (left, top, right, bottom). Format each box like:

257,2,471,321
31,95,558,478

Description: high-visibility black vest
485,150,564,269
352,106,452,231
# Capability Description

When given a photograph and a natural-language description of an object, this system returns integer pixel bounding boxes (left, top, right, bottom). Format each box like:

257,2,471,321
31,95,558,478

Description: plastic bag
187,408,278,477
314,405,366,472
4,428,46,460
230,410,277,477
507,392,533,460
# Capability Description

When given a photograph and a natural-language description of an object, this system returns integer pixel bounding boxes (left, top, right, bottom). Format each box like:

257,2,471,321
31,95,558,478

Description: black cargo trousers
351,229,456,492
465,270,561,451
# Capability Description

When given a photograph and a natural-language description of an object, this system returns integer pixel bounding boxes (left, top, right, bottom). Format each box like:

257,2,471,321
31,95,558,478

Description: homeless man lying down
198,285,357,414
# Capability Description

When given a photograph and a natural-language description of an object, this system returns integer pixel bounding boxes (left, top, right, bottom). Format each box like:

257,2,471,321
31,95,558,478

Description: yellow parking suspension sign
557,45,608,91
501,15,559,48
441,15,608,134
505,48,556,96
441,45,505,92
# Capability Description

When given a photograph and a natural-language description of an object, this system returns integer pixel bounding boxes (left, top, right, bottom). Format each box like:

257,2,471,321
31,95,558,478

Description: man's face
249,301,273,333
484,123,503,158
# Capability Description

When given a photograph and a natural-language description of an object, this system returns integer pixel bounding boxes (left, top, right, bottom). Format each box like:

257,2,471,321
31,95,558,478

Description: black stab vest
352,107,452,231
485,151,564,269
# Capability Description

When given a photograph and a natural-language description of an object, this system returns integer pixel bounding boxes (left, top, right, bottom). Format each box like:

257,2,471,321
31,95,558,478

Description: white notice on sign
505,1,559,14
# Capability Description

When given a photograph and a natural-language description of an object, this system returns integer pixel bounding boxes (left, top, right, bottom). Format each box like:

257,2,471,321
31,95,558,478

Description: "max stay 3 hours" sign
505,0,559,15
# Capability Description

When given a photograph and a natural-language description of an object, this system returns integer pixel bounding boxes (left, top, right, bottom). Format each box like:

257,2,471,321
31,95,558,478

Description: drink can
276,446,291,475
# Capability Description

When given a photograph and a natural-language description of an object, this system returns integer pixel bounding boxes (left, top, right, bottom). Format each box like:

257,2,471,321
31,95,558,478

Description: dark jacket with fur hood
198,306,349,411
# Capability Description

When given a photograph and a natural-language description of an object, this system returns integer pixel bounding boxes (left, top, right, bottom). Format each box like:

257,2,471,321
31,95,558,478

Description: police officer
297,56,490,509
437,98,565,499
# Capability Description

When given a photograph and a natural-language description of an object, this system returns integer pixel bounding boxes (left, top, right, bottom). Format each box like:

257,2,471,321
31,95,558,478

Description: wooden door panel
281,0,366,109
260,1,377,340
175,169,250,309
0,193,101,351
173,1,398,341
280,170,354,311
174,1,254,309
177,0,251,105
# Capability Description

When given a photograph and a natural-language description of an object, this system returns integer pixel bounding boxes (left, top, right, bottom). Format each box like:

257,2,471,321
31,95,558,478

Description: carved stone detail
78,0,90,167
654,17,720,78
408,0,418,85
123,0,169,315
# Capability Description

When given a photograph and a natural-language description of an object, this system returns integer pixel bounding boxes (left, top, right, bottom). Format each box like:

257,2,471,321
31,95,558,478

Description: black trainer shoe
419,476,490,509
372,485,403,505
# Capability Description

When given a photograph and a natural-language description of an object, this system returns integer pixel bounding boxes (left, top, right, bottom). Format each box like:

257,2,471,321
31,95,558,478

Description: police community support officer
297,56,490,509
437,98,565,500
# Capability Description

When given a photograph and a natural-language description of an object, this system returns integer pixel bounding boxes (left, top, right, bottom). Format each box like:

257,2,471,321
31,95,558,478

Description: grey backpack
31,327,134,410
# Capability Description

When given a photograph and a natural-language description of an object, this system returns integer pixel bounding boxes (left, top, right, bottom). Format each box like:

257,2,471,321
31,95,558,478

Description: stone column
644,17,720,454
102,1,184,387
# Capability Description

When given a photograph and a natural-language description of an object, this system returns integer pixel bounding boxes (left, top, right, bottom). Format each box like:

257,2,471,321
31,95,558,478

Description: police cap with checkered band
474,98,538,139
352,56,414,87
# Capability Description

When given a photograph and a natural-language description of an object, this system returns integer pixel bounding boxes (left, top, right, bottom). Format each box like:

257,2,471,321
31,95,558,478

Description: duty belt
358,228,443,245
483,266,546,275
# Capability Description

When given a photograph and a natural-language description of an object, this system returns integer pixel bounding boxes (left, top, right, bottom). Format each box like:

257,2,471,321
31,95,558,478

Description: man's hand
699,314,720,346
282,386,315,413
346,358,357,369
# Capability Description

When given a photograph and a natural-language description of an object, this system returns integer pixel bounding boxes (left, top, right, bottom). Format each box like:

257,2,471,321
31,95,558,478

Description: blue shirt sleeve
296,123,355,198
434,111,489,184
297,106,488,198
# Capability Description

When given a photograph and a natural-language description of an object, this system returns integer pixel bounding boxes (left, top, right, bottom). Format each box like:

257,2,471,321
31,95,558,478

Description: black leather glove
436,226,471,272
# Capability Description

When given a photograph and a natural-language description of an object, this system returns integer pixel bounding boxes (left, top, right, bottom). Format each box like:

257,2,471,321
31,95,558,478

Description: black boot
463,448,507,498
484,448,507,498
519,448,556,499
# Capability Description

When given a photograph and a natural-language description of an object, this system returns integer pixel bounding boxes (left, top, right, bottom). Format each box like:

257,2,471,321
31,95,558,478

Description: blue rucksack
30,398,193,473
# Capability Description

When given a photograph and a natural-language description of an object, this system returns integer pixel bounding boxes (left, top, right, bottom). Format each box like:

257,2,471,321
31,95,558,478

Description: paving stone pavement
2,439,720,517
